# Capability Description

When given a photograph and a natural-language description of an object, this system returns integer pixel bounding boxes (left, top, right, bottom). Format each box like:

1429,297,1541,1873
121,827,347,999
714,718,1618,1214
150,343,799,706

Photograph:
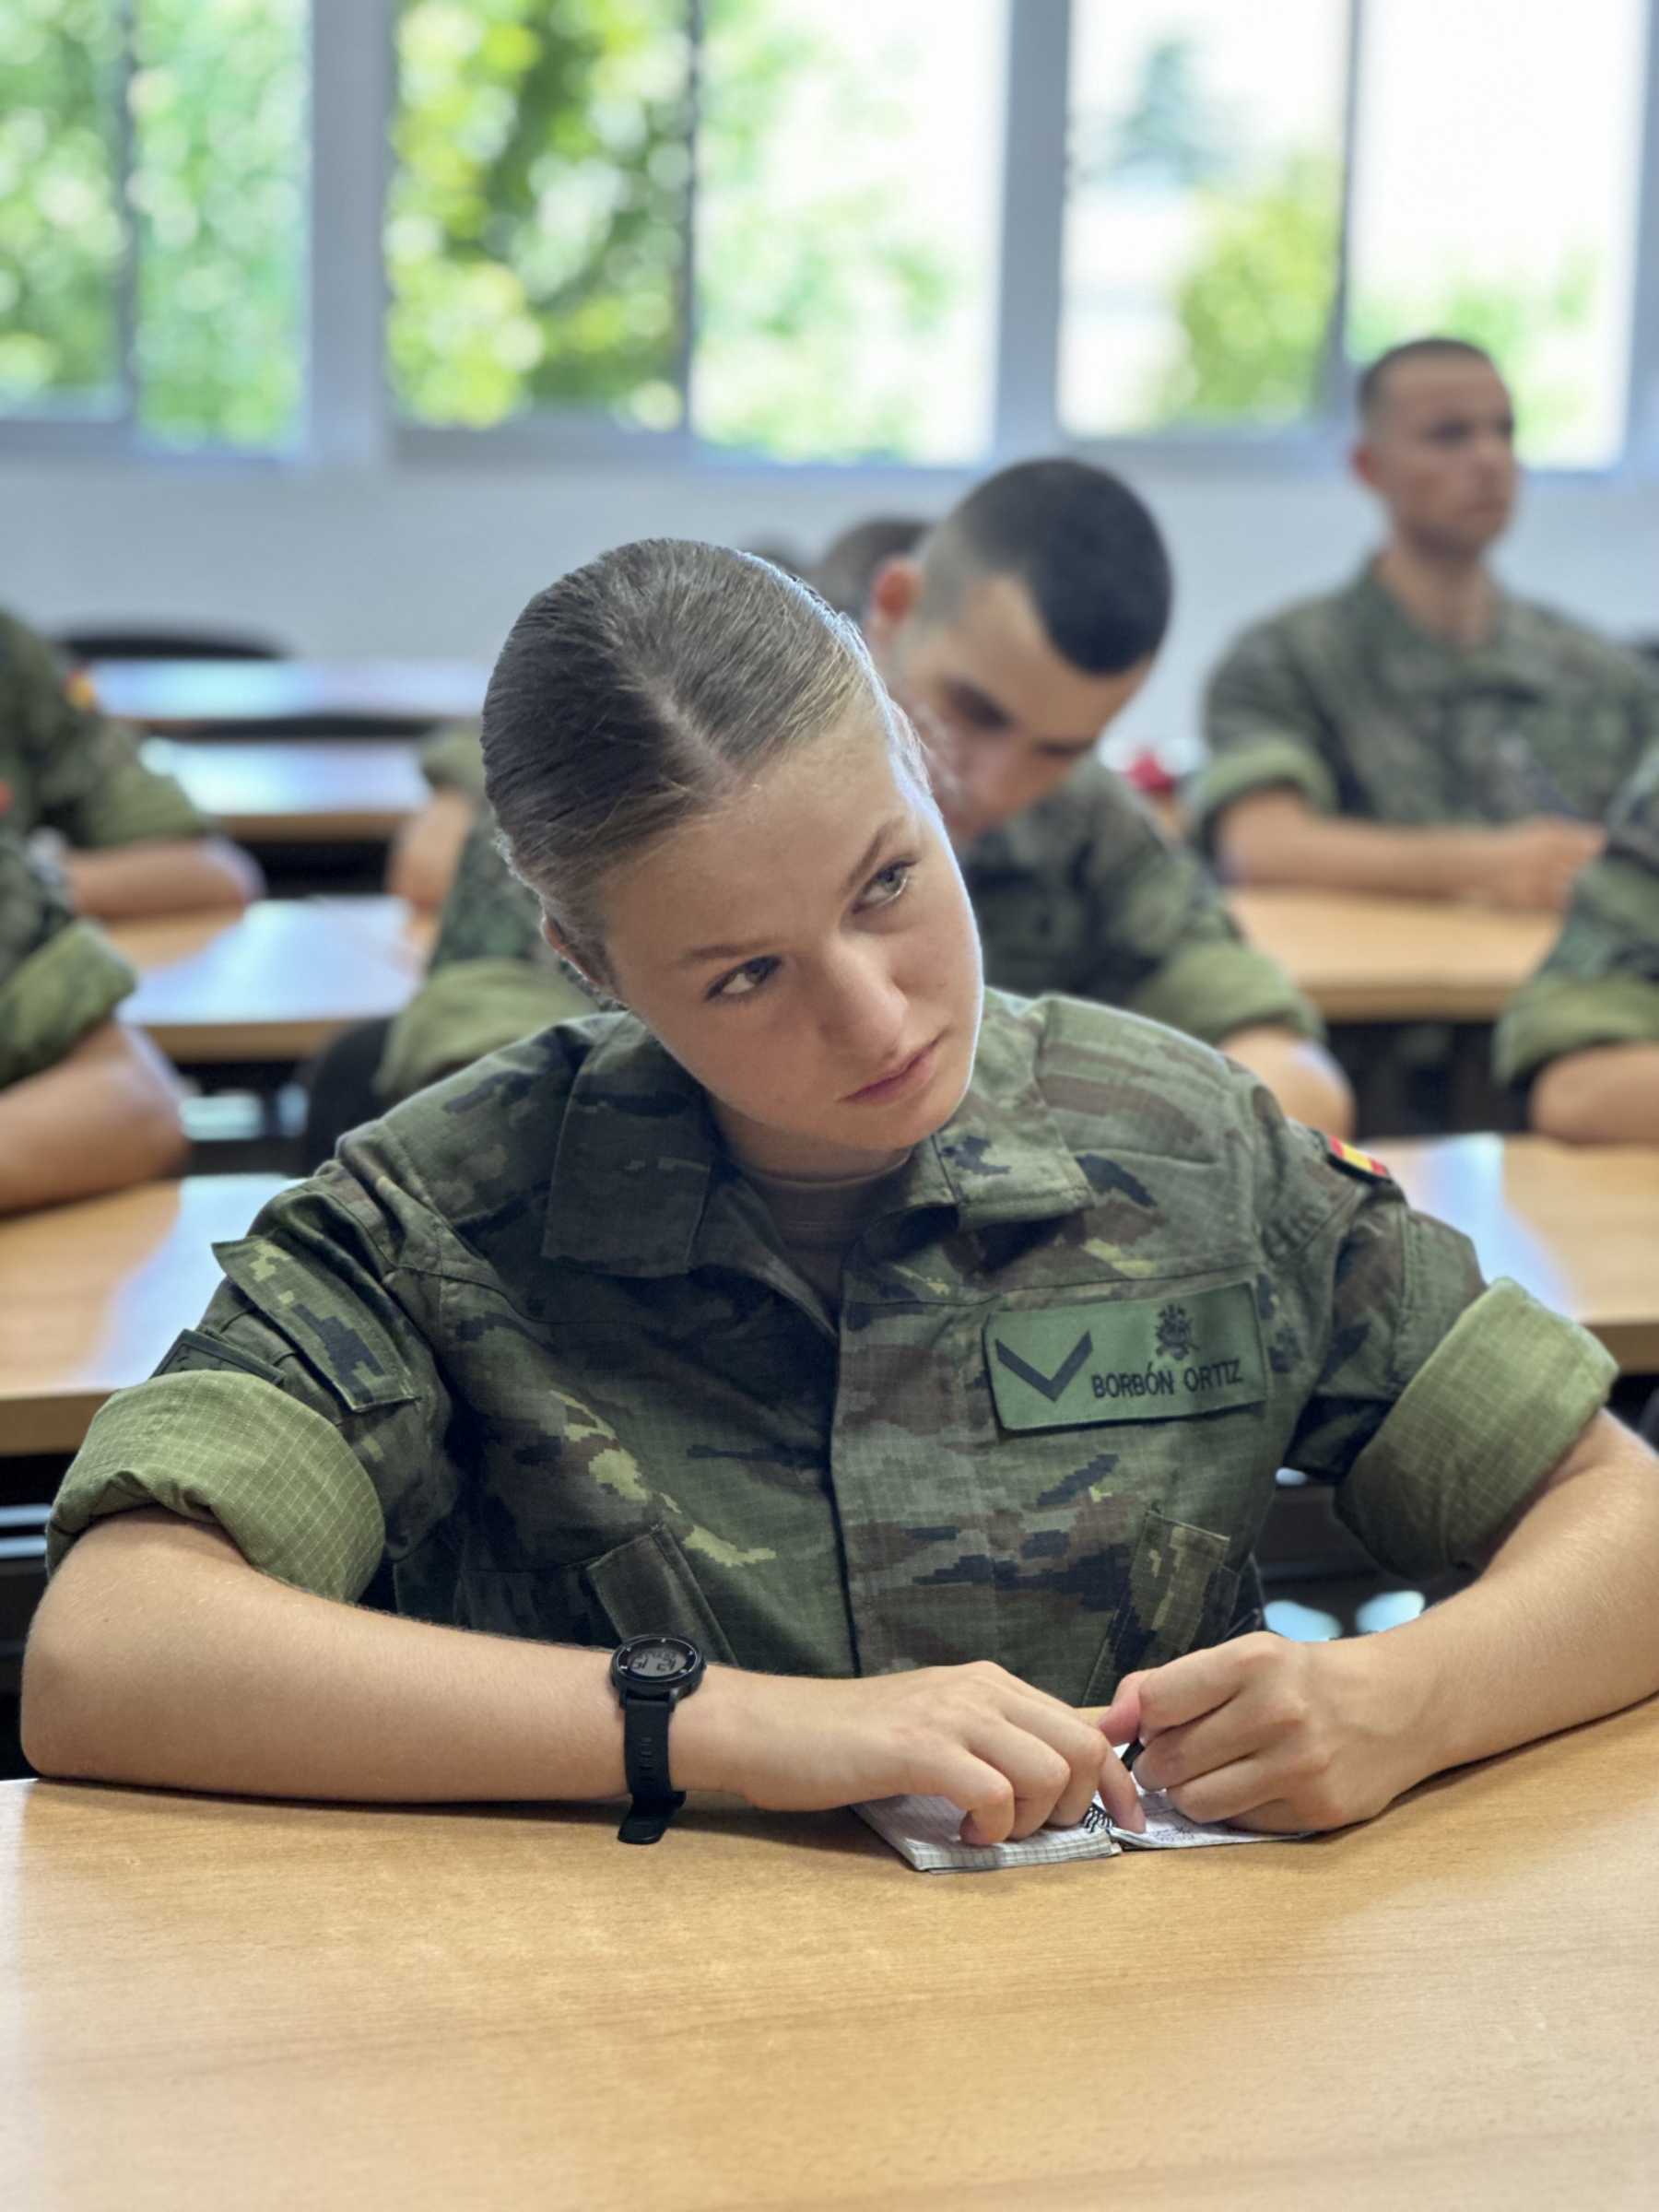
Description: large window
0,0,308,449
3,0,1656,471
388,0,1006,464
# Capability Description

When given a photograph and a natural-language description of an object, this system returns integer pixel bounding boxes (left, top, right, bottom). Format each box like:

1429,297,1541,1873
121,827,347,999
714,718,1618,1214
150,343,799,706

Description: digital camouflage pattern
375,759,1319,1102
0,822,137,1088
1494,747,1659,1084
0,608,208,847
1192,566,1659,842
52,991,1613,1704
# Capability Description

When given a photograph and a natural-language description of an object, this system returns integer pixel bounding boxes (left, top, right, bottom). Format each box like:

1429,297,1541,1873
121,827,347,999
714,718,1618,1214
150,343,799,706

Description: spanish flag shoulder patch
1324,1134,1392,1183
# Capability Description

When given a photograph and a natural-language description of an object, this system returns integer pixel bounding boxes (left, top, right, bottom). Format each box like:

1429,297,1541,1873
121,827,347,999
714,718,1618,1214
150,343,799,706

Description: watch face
621,1636,697,1683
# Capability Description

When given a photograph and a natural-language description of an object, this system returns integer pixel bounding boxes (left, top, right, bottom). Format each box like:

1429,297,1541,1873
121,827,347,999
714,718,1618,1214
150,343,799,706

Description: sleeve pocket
582,1524,739,1666
212,1235,418,1414
1080,1510,1240,1704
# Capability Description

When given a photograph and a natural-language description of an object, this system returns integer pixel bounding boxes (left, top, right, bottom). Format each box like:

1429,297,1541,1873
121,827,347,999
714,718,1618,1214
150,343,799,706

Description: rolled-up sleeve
1263,1116,1615,1580
1190,623,1338,848
1493,759,1659,1084
45,1149,459,1596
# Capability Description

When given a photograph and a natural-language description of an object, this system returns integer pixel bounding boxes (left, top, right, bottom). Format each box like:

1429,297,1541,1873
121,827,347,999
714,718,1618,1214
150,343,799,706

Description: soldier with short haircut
378,462,1352,1137
1193,338,1658,908
25,540,1659,1843
1494,747,1659,1141
0,820,185,1214
0,607,263,918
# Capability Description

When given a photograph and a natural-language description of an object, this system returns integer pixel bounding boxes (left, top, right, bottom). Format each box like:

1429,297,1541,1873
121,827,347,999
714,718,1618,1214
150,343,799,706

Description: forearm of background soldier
1530,1042,1659,1145
384,791,478,912
61,836,264,919
0,1022,186,1216
1216,788,1514,900
1216,1026,1356,1137
1350,1410,1659,1792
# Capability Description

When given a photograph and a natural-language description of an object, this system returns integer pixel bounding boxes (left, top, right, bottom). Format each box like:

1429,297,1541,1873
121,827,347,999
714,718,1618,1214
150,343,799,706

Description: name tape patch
985,1282,1266,1432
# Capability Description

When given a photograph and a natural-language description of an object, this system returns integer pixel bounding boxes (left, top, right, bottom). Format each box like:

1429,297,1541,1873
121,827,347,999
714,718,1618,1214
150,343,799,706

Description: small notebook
854,1776,1305,1873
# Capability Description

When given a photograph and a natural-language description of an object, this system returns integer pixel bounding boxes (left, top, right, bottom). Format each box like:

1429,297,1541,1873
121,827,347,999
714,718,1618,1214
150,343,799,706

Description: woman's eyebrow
677,816,908,968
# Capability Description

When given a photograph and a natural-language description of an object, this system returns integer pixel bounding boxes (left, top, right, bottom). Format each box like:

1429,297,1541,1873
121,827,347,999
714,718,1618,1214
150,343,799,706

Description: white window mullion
1622,0,1659,471
308,0,393,465
992,0,1068,458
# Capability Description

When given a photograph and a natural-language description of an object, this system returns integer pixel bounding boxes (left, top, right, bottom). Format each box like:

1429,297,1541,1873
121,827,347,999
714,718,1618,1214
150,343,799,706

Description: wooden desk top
89,657,488,731
1230,888,1557,1022
1385,1134,1659,1371
144,737,428,841
112,897,429,1063
0,1175,288,1454
5,1699,1656,2210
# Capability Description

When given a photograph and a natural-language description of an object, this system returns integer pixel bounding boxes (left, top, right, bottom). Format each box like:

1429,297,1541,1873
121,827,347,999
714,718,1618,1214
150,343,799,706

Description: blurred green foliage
0,0,305,447
0,0,123,414
387,0,691,429
1155,156,1342,426
131,0,307,448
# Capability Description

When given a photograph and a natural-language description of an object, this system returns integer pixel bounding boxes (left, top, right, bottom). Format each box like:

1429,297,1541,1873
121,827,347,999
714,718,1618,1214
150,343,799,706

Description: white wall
5,453,1656,766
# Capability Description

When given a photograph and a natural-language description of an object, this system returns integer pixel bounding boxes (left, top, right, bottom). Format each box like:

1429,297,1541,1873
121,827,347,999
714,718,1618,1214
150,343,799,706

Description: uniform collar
541,1001,1095,1277
1344,560,1554,700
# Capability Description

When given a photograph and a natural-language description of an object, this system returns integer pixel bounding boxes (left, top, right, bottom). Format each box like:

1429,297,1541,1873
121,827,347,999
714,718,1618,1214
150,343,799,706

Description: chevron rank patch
1324,1135,1393,1183
984,1283,1266,1433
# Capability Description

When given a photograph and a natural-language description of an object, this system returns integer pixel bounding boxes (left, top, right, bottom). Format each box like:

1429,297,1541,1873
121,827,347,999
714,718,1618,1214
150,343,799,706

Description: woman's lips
844,1034,942,1105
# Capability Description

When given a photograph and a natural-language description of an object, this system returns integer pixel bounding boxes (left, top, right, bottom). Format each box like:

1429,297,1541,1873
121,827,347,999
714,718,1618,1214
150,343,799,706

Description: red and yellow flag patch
1324,1134,1392,1183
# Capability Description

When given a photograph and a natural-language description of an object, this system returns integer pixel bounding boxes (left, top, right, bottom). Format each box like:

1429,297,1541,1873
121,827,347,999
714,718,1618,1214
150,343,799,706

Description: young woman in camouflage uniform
25,544,1659,1845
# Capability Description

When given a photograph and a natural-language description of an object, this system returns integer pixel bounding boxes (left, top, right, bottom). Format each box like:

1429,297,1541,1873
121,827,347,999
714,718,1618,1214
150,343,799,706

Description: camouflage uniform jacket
1192,566,1659,844
1494,747,1659,1084
50,991,1610,1705
0,823,137,1089
0,609,208,847
376,760,1320,1102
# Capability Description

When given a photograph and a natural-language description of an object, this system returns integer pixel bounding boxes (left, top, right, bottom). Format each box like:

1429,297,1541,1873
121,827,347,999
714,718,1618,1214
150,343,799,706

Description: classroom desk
1230,888,1556,1022
0,1176,287,1455
88,657,488,732
4,1698,1657,2210
111,896,430,1065
1385,1135,1659,1371
144,736,428,842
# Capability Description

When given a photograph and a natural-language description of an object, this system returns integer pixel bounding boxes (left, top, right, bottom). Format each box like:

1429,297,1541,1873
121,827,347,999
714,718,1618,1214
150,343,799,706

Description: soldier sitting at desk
1191,339,1659,910
1494,747,1659,1144
1,606,263,920
0,818,185,1215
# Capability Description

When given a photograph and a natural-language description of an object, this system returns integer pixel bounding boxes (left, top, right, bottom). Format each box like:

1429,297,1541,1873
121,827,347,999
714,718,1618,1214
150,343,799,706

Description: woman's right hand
677,1661,1143,1843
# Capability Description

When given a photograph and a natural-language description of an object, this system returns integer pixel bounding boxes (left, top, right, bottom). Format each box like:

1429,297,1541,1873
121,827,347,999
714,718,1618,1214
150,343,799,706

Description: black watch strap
618,1693,685,1846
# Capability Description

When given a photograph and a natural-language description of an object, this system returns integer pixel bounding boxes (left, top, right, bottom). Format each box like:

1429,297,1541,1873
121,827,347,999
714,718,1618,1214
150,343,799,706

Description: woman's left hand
1096,1632,1428,1834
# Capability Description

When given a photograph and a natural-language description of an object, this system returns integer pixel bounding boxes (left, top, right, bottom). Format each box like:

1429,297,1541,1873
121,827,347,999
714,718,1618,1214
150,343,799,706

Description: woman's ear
539,912,606,996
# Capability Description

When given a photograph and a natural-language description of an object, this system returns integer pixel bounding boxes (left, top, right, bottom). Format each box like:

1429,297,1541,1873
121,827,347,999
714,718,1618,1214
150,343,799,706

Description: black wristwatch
609,1633,706,1845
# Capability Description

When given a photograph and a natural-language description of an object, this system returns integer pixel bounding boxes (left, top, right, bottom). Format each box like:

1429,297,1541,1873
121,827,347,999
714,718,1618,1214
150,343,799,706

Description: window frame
3,0,1658,480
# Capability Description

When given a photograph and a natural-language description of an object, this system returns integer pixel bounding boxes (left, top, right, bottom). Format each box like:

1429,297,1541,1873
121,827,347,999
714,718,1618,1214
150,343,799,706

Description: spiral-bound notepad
854,1780,1304,1872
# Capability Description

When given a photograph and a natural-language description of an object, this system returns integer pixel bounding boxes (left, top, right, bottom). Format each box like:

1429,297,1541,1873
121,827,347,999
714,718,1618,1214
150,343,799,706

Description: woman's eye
860,861,914,910
709,956,777,1002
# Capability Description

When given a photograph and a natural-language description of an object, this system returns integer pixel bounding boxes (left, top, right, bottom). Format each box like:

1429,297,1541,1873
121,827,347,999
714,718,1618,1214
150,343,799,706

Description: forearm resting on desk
1388,1411,1659,1779
1530,1044,1659,1145
1217,792,1601,911
23,1512,1139,1837
63,837,264,919
0,1023,186,1215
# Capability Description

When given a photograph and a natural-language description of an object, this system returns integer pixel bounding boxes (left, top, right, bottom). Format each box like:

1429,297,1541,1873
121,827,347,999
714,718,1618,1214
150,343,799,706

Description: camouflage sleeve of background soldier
45,1135,460,1601
1245,1092,1615,1581
1493,747,1659,1086
0,611,208,847
375,805,600,1103
417,722,487,801
1187,614,1342,851
1077,771,1323,1043
0,826,137,1088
